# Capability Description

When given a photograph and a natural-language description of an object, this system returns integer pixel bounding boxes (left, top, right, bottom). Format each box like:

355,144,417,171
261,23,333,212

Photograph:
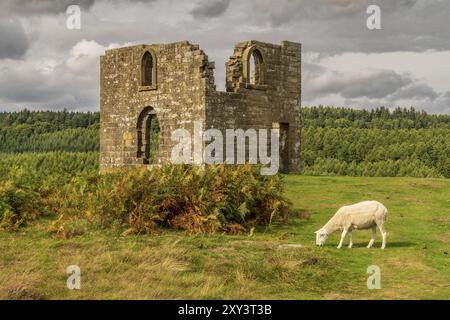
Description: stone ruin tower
100,40,301,172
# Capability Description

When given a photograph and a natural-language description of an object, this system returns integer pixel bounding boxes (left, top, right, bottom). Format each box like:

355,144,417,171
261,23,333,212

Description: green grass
1,176,449,300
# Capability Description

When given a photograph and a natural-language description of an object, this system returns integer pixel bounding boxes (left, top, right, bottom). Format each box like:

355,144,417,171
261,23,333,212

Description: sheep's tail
381,203,388,221
374,201,388,221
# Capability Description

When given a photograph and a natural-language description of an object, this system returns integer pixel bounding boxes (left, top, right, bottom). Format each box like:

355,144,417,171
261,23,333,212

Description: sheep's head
315,228,328,246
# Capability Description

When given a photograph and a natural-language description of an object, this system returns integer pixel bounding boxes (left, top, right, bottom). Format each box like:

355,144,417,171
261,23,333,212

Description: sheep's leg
337,228,348,249
377,223,387,249
348,231,353,249
367,226,376,248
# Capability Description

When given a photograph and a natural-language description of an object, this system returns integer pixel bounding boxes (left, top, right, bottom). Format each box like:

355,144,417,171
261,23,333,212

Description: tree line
0,107,449,178
0,109,99,129
0,109,99,153
301,106,450,129
300,106,450,178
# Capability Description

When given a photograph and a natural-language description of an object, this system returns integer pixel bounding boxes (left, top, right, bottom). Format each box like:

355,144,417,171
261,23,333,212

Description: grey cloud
0,62,97,109
267,0,368,27
433,91,450,114
3,0,95,15
304,63,440,103
233,0,450,54
342,71,412,99
388,83,439,101
441,91,450,101
2,0,159,16
0,18,28,59
191,0,231,19
304,65,412,99
0,40,105,110
302,60,448,114
383,0,418,10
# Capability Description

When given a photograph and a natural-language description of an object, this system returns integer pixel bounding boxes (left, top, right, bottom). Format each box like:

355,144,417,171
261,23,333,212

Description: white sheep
315,201,388,249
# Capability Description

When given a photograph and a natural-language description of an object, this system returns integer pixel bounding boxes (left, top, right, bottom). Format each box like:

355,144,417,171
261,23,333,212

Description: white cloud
66,40,105,74
66,39,123,75
0,40,125,111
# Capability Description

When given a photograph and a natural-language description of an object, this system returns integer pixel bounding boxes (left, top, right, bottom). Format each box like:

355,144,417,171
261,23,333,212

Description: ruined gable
100,40,301,172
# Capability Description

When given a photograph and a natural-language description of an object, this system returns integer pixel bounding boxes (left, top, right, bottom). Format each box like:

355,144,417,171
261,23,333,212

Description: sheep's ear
314,230,319,234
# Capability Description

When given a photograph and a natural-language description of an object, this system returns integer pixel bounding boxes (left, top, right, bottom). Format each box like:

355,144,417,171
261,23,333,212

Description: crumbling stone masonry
100,40,301,172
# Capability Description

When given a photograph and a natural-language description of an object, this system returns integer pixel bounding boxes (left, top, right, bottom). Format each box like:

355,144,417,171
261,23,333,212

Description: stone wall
206,40,301,172
100,40,301,172
100,41,210,167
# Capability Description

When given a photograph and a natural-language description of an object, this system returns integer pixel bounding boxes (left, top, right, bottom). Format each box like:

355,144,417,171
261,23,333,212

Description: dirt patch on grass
432,216,450,223
231,240,280,250
2,284,44,300
290,209,312,220
0,272,46,300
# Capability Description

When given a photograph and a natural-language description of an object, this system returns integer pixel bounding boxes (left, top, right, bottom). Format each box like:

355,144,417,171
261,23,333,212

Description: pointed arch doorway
137,106,160,164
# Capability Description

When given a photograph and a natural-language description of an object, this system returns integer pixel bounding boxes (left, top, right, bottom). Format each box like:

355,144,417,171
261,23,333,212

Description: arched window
137,107,160,164
244,47,265,85
141,51,156,88
142,51,153,86
248,49,264,85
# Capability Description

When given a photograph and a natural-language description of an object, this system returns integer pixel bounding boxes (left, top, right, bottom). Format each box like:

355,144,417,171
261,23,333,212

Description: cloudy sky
0,0,449,114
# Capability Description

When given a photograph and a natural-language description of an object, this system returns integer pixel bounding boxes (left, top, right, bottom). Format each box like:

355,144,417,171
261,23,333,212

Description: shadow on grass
320,241,415,249
381,241,415,248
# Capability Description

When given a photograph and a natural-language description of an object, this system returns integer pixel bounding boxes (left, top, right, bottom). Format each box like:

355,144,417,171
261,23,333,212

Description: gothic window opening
141,51,155,87
137,107,160,164
279,123,290,173
247,48,264,85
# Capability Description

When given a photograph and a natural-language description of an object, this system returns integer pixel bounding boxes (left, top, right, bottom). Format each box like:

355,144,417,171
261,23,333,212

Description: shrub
0,150,291,235
0,153,98,230
50,164,292,235
0,172,42,231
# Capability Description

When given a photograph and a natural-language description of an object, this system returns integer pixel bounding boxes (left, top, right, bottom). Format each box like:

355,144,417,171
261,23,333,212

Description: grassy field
0,175,449,300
